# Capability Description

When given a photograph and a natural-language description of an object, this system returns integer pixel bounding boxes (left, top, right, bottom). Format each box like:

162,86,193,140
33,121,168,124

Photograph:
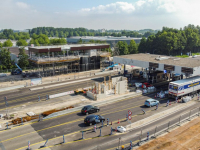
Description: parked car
142,82,152,89
84,115,105,126
145,99,159,107
81,105,100,115
117,126,126,133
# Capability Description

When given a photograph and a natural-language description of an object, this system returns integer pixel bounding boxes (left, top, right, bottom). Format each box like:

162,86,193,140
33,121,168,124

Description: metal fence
119,107,200,150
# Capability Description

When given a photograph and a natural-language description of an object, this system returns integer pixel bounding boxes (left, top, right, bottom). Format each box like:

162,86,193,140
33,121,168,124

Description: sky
0,0,200,30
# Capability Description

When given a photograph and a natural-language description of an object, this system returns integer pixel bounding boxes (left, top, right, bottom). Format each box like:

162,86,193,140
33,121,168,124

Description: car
142,82,152,89
117,126,126,133
84,115,105,126
81,105,100,115
145,99,159,107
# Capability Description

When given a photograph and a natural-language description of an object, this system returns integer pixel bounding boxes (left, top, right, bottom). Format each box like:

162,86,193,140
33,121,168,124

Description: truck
168,76,200,99
11,63,22,75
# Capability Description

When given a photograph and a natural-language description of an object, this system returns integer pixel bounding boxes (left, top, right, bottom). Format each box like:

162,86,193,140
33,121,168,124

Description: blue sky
0,0,200,30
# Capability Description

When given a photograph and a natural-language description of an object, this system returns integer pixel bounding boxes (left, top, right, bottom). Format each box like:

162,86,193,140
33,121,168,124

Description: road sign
128,115,132,120
128,110,132,116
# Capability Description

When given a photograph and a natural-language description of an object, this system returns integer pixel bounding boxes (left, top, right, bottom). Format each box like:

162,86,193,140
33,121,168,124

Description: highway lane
0,93,173,150
49,101,200,150
0,77,112,110
0,72,117,98
0,74,169,111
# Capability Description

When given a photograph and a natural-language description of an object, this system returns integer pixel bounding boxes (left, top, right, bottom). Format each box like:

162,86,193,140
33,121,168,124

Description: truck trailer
168,76,200,99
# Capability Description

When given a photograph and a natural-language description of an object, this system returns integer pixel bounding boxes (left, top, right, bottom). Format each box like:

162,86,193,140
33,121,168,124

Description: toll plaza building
113,53,200,83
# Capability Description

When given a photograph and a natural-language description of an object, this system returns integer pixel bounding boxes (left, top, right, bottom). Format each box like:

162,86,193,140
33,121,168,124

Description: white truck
168,76,200,99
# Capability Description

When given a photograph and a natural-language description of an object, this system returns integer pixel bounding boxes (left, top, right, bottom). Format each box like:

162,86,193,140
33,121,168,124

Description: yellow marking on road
0,95,165,135
2,103,142,143
14,100,169,150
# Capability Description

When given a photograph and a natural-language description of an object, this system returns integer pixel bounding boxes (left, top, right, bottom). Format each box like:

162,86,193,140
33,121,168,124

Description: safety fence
115,107,200,150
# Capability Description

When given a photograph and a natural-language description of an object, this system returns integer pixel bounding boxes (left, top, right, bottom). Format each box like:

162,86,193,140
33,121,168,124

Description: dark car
81,105,100,115
84,115,105,126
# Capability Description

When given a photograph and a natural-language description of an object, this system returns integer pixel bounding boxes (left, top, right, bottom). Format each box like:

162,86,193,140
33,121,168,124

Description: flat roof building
67,36,142,47
114,53,200,76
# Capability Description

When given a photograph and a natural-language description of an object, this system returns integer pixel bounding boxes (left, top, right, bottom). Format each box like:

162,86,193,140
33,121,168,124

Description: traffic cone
155,94,156,98
118,119,120,124
115,127,117,131
169,102,171,105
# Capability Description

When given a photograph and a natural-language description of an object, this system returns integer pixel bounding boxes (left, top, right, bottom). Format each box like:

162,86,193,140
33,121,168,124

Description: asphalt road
50,101,200,150
0,74,121,111
0,92,176,150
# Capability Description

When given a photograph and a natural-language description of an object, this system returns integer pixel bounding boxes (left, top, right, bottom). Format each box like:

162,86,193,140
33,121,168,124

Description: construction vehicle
11,63,22,75
102,64,118,72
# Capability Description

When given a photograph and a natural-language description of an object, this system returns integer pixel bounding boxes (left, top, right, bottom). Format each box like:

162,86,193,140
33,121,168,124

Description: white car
117,126,126,133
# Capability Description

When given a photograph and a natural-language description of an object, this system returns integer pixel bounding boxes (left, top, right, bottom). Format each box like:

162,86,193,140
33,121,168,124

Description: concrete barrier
49,91,74,99
29,87,44,91
0,85,24,92
125,101,196,131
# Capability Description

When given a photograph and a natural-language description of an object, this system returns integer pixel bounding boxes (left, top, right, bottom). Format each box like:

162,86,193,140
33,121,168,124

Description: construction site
26,44,111,77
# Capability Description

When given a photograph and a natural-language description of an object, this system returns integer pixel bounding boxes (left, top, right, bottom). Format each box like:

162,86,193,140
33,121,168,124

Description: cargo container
168,76,200,98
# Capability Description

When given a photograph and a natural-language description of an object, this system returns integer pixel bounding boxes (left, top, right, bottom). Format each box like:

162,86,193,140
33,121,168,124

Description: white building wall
193,67,200,76
114,56,199,76
174,66,182,74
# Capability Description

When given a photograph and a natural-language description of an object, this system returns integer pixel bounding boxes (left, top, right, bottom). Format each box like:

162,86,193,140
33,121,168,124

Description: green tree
30,34,49,46
3,39,13,47
0,48,13,69
0,42,2,48
77,38,83,44
16,39,28,46
18,47,29,68
129,40,138,54
50,38,67,45
138,37,147,53
117,41,129,55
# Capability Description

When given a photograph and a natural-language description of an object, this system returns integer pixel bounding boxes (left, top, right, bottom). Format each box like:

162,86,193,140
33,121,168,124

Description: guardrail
117,106,200,150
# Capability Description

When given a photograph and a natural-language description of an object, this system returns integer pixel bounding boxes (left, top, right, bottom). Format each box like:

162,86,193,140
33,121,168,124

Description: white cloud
16,2,30,9
79,0,199,15
80,2,135,14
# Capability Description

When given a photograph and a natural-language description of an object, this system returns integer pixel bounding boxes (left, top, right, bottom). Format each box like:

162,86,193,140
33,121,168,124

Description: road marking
0,80,96,106
0,94,165,134
36,134,119,150
106,140,140,150
1,103,143,143
14,100,170,150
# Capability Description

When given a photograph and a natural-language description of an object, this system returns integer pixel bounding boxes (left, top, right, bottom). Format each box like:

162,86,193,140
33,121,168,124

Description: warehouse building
67,36,142,47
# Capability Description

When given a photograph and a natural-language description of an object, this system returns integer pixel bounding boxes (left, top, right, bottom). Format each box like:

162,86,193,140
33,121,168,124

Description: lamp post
153,49,157,54
118,137,121,150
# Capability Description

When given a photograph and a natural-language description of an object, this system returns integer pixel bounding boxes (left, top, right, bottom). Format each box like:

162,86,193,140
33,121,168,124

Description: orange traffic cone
115,127,117,131
118,119,120,124
169,102,171,105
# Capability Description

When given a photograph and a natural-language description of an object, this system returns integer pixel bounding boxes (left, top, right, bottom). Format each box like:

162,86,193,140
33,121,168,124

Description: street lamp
153,49,157,54
118,137,121,150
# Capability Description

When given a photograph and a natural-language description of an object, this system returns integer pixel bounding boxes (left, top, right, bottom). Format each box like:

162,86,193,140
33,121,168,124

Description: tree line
138,24,200,55
0,27,156,41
